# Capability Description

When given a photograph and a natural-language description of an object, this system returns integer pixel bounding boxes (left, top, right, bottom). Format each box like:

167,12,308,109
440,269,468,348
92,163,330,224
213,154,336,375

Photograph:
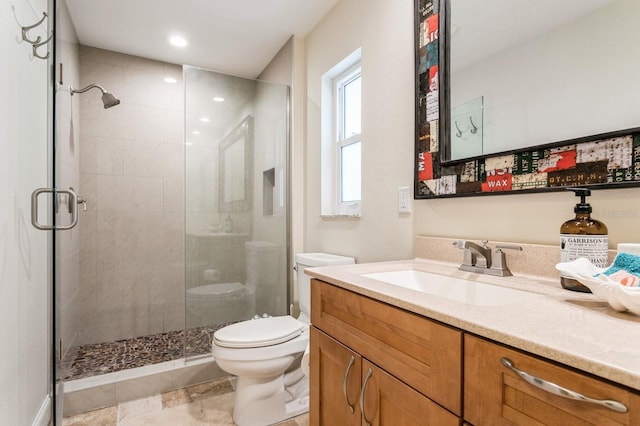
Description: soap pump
224,214,233,233
559,187,608,292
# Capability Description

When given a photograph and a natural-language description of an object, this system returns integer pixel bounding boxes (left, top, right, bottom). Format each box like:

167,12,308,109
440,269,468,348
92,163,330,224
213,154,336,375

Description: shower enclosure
58,47,290,386
183,65,291,359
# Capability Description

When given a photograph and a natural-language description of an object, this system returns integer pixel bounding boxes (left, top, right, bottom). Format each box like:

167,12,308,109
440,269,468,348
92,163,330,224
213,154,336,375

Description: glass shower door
2,0,54,423
184,66,290,359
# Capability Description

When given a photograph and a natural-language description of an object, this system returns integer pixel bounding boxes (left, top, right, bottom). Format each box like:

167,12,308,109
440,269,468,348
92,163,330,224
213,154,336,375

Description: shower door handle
31,187,79,230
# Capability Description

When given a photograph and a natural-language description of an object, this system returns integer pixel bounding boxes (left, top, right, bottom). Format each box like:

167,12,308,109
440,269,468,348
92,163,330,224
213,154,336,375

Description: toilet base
232,368,309,426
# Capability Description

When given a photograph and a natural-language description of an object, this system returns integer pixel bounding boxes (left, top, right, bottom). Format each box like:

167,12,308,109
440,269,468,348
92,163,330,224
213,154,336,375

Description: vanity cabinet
310,278,640,425
310,279,462,425
465,334,640,425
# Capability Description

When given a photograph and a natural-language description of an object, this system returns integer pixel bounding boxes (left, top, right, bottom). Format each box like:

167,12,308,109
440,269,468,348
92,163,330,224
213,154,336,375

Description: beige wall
304,0,416,263
302,0,640,261
78,47,185,344
1,0,51,421
415,187,640,246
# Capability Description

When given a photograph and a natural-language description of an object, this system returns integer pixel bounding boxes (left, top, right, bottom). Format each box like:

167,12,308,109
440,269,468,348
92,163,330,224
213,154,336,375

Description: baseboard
32,394,51,426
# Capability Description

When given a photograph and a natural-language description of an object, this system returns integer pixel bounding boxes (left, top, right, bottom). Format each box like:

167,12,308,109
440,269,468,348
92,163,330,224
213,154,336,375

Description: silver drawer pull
500,358,628,413
342,356,356,413
359,368,373,426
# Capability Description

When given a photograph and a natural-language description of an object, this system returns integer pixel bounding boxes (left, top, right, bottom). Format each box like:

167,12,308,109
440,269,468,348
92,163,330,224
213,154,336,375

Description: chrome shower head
69,84,121,109
101,92,121,109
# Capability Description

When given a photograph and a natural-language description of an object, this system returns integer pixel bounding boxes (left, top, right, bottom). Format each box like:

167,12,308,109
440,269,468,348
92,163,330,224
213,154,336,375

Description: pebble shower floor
62,325,228,381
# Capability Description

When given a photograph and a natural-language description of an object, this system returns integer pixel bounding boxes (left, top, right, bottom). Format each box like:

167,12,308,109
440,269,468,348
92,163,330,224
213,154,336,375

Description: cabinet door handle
342,356,356,413
500,358,628,413
359,368,374,426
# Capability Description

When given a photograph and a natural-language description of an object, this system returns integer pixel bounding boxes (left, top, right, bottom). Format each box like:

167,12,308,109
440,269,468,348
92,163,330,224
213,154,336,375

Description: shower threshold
62,354,227,417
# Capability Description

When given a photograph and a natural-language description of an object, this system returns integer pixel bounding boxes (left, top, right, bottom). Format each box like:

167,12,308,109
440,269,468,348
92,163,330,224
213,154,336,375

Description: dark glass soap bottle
559,188,608,292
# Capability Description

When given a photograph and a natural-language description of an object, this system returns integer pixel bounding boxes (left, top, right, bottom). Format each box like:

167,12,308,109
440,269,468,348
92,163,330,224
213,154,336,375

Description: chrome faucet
453,240,522,276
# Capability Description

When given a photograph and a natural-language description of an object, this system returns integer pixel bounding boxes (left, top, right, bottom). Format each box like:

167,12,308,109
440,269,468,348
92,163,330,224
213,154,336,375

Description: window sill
319,214,362,220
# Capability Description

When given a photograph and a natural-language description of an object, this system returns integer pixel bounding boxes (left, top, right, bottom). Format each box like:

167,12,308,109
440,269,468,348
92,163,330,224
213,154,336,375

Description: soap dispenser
224,214,233,233
559,188,608,292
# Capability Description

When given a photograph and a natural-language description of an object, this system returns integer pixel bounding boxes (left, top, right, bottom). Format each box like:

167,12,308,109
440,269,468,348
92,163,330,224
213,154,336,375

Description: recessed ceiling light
213,97,225,102
163,77,177,84
192,130,201,135
200,117,210,122
186,141,193,146
168,35,188,47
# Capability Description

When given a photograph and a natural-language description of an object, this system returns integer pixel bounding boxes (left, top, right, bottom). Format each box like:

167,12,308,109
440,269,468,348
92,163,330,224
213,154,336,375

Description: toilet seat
213,316,304,349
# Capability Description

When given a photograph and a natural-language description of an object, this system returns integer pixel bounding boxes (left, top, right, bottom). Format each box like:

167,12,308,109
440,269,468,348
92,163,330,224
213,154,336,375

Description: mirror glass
219,115,253,212
224,137,246,203
446,0,640,162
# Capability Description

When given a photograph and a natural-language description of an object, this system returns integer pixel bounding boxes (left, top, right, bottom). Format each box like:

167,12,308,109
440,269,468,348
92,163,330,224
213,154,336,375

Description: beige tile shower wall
78,47,185,345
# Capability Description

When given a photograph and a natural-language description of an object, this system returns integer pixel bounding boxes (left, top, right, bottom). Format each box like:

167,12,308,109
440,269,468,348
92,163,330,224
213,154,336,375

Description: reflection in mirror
220,115,253,212
445,0,640,162
224,137,246,203
451,96,483,160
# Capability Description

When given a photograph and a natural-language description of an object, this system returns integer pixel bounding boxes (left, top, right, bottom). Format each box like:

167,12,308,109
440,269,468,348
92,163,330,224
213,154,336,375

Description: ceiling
64,0,339,78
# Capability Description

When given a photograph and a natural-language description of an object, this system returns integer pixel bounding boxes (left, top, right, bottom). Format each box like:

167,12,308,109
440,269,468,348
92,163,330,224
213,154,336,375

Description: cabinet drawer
311,279,463,415
465,334,640,425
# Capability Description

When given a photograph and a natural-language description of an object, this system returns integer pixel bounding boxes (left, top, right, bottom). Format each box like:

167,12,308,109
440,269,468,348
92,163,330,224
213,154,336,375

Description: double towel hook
455,116,479,138
20,12,52,60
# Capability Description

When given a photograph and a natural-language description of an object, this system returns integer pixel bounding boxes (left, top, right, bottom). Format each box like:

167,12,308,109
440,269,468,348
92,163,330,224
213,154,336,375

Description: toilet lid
213,316,304,349
189,282,245,296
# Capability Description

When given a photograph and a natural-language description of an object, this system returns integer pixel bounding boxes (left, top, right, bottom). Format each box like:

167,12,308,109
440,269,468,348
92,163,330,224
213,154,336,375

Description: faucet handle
495,244,523,252
488,244,522,277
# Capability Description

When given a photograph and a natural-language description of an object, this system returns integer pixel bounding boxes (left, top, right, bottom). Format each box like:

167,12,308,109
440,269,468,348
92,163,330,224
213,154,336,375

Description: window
321,49,362,217
336,67,361,206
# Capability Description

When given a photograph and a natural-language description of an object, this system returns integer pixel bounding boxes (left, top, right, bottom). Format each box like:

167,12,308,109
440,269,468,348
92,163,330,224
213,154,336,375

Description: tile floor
62,377,309,426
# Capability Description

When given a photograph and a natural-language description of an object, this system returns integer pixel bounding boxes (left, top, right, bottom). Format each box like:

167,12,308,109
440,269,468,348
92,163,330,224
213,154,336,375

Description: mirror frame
414,0,640,199
219,115,254,212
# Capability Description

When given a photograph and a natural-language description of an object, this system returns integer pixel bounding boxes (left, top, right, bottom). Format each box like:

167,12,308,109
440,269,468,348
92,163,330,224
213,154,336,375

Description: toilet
186,241,279,327
212,252,355,426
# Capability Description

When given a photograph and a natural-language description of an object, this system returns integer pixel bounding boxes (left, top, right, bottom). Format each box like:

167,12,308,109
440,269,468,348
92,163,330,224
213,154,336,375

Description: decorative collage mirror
414,0,640,198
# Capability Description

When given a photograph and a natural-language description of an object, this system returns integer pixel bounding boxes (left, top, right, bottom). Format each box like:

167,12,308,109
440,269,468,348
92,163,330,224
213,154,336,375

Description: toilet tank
246,241,282,315
295,253,355,322
246,241,280,289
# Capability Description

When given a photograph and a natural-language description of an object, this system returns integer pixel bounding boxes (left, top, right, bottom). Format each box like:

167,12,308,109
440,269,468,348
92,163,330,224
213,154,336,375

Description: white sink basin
362,270,540,306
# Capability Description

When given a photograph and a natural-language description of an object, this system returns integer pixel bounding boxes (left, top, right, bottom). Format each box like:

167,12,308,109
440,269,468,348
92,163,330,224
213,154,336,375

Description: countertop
305,258,640,391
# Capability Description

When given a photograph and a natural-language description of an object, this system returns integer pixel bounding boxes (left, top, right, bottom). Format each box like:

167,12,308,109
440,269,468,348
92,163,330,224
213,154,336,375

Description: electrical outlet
398,186,411,213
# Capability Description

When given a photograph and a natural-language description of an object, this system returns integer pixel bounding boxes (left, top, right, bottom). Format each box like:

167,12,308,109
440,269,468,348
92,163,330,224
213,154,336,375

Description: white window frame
320,48,362,218
334,64,361,213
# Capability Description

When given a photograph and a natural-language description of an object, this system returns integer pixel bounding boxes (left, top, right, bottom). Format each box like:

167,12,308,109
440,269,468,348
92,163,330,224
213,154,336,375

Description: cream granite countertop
305,257,640,391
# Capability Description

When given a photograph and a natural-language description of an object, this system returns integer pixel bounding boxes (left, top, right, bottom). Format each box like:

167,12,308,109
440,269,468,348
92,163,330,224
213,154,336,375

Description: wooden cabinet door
312,279,462,415
310,327,361,426
360,359,460,426
465,334,640,426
